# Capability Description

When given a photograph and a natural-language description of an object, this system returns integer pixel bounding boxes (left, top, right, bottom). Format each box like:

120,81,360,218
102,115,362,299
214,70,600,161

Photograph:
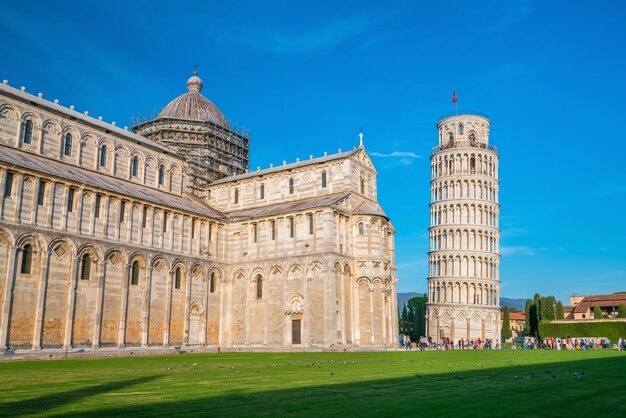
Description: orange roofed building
566,294,626,320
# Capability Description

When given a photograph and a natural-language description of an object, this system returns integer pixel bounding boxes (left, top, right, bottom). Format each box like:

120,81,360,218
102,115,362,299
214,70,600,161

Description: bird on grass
415,375,422,378
489,373,497,378
331,372,334,376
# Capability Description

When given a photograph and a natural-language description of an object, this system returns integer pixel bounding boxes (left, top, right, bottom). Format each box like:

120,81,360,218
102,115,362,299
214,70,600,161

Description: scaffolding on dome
132,116,250,194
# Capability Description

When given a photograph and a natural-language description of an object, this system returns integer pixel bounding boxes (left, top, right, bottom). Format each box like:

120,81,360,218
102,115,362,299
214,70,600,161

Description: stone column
381,289,387,345
141,266,153,347
92,259,106,348
32,250,50,349
0,246,18,350
76,189,85,234
63,254,78,349
15,173,24,224
163,270,173,347
0,168,5,220
117,264,130,347
30,177,38,225
102,196,110,240
369,285,375,345
183,271,192,346
46,183,56,228
352,283,360,345
202,273,209,346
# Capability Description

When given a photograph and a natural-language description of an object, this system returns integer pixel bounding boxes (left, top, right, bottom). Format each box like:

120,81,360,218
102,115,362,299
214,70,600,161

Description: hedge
538,321,626,342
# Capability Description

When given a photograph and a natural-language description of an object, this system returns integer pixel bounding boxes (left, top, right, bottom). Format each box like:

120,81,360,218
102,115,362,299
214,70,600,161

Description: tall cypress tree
501,307,512,339
524,299,532,333
401,304,408,334
556,301,565,319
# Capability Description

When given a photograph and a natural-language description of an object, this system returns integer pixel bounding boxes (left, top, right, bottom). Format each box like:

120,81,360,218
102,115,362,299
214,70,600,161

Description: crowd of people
398,334,498,350
517,336,626,350
397,334,626,351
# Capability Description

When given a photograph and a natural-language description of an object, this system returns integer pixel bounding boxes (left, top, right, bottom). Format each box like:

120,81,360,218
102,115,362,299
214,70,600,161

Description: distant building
565,294,626,320
500,310,525,338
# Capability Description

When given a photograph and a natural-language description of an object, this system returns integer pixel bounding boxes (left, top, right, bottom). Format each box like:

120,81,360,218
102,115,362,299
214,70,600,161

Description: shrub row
539,321,626,341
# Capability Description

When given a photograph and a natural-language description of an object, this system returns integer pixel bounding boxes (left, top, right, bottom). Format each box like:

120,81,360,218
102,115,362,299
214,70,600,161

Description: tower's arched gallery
0,73,398,353
426,114,501,342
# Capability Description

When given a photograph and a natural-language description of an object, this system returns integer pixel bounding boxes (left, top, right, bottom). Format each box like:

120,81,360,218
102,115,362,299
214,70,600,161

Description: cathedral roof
157,71,230,129
210,149,361,186
0,145,226,220
227,192,351,221
353,199,389,220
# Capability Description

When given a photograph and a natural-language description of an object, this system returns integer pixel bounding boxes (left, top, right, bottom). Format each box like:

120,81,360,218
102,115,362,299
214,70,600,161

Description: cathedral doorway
188,305,202,345
291,319,302,345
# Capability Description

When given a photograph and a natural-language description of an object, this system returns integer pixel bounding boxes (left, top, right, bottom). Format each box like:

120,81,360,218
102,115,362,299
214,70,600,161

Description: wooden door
291,319,301,345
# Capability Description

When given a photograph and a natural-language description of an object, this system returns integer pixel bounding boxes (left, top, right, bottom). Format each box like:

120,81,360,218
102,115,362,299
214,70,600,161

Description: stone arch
8,233,46,348
307,261,323,279
269,265,283,281
287,264,303,281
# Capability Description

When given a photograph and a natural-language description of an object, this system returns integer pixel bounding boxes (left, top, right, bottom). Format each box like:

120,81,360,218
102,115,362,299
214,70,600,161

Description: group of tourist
518,336,621,350
397,334,498,350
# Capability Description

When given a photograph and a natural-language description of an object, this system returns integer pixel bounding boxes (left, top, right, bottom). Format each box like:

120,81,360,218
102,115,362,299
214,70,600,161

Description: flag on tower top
452,89,458,104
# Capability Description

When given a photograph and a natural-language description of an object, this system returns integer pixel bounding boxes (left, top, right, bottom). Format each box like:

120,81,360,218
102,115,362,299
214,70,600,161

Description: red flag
452,89,458,104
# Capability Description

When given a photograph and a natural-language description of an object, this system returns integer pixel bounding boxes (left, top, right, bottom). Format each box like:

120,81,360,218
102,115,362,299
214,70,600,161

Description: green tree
501,307,512,339
524,299,532,333
529,304,539,338
556,301,565,320
407,294,428,339
543,296,557,320
618,304,626,318
400,304,408,334
593,306,603,319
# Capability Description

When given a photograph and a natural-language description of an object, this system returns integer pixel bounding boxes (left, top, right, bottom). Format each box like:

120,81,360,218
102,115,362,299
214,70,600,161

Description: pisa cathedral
0,73,398,355
426,114,501,342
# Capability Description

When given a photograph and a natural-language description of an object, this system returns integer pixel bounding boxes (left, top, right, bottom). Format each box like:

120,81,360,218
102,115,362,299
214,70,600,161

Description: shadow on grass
3,376,160,417
6,355,626,417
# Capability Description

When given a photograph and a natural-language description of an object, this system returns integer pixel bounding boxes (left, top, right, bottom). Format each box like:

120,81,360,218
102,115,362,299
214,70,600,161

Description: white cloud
370,151,421,159
500,246,535,256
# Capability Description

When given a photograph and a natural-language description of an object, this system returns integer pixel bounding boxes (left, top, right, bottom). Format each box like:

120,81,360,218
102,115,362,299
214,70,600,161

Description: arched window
22,120,33,144
360,177,365,194
20,244,32,274
468,132,476,145
289,177,294,194
260,183,265,199
130,156,139,177
210,272,216,293
459,123,464,134
80,253,91,280
470,157,476,173
158,165,165,185
131,260,140,285
175,267,182,289
63,133,72,156
321,170,327,188
234,188,239,204
99,145,107,167
256,274,263,299
358,222,364,236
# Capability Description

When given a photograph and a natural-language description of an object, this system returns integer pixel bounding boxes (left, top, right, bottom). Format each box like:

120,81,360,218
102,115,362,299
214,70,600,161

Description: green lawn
1,349,625,417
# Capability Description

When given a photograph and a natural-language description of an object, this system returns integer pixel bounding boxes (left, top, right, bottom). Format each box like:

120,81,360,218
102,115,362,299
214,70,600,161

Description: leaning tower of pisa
426,114,501,344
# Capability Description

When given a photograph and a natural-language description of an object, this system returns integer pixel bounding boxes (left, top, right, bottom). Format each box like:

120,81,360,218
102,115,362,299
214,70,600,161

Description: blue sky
1,1,625,303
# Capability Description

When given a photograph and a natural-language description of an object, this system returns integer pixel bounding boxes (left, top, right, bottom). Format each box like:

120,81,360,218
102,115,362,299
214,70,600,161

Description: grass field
1,349,625,417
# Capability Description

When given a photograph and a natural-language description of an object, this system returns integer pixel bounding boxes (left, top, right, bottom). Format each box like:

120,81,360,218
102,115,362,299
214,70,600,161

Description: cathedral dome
157,71,230,129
